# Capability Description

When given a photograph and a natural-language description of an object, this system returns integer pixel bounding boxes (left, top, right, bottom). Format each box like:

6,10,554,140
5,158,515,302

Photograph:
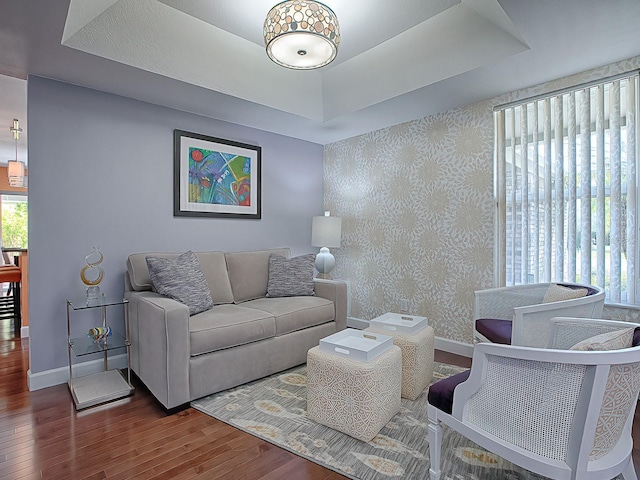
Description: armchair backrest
474,283,605,347
454,339,640,477
548,317,640,349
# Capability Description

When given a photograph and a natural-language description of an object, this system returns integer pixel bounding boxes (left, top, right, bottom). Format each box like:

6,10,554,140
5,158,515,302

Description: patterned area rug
191,363,581,480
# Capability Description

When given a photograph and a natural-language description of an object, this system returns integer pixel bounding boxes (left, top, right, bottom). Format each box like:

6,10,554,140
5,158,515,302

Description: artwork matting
174,130,261,219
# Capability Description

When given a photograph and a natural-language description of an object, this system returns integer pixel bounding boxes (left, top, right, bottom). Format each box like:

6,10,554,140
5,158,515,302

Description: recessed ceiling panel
323,2,529,119
62,0,325,120
156,0,462,64
62,0,526,123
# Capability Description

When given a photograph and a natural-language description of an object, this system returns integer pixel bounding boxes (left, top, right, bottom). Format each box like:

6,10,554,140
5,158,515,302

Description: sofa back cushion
225,248,291,303
127,251,234,305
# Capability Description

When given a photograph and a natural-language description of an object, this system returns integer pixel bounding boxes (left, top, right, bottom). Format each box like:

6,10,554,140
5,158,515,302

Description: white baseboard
20,325,28,338
346,316,473,357
434,337,473,358
27,354,128,391
347,317,369,329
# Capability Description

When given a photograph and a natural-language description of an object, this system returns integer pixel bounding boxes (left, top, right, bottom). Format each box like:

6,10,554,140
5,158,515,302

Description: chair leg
622,459,638,480
428,416,443,480
12,281,20,337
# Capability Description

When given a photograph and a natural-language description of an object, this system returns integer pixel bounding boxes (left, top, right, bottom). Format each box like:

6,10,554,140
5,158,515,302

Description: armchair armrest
126,290,191,410
313,278,347,331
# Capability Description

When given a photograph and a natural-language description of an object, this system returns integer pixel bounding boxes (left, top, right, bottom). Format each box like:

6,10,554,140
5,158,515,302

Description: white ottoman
366,325,435,400
306,345,402,442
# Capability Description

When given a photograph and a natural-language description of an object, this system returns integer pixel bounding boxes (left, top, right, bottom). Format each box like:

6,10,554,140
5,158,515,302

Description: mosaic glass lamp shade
264,1,340,70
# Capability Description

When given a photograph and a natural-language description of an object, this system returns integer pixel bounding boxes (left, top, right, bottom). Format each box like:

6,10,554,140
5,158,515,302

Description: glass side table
66,295,134,410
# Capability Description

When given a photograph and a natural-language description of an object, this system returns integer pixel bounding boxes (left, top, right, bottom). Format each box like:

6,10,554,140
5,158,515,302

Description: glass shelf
69,330,128,356
67,296,128,310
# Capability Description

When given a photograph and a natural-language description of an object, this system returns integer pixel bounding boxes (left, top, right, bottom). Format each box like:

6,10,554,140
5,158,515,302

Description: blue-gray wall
27,76,324,375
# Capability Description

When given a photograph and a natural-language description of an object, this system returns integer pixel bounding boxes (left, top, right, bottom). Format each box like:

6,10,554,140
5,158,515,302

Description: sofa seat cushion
189,304,276,356
242,296,335,336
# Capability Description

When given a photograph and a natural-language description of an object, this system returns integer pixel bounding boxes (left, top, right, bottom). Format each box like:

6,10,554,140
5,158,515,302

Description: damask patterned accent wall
325,55,640,346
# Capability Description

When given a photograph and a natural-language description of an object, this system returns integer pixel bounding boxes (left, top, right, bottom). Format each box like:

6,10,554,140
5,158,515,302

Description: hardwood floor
0,320,348,479
1,320,638,479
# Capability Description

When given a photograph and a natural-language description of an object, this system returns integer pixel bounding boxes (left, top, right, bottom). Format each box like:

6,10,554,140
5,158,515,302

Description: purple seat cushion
475,318,512,344
427,370,471,414
633,327,640,347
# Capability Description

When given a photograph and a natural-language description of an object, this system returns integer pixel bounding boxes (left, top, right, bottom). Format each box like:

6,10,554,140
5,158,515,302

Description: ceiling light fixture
264,0,340,70
8,119,25,188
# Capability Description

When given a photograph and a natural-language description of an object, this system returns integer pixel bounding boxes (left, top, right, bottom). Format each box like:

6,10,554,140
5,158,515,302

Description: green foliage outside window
2,202,28,248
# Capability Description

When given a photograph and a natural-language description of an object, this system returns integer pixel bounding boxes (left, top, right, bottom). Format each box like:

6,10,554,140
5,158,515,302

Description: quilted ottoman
366,325,435,400
306,345,401,442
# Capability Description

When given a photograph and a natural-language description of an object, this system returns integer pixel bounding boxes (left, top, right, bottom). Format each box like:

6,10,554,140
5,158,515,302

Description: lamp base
316,272,333,280
315,247,336,277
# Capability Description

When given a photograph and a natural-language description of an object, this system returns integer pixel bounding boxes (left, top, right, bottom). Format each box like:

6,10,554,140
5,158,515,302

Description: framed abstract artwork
174,130,261,219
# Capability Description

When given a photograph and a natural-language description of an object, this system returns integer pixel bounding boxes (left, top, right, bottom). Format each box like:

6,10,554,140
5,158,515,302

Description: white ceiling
1,0,640,165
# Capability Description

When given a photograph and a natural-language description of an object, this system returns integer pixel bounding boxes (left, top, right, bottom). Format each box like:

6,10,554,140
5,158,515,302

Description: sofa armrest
125,290,191,410
314,278,347,331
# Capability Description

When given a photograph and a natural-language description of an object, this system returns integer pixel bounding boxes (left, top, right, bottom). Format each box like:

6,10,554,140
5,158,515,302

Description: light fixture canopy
264,0,340,70
8,119,25,188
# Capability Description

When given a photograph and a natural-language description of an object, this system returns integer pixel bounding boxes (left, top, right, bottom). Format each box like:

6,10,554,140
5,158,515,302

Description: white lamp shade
312,216,341,248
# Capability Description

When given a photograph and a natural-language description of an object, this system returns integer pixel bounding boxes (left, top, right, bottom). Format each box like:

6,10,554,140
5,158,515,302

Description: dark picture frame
174,130,261,219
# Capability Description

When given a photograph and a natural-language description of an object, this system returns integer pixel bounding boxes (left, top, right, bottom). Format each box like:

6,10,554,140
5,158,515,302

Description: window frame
494,72,640,306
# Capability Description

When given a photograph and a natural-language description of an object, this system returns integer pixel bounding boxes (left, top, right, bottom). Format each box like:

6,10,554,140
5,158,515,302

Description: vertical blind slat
579,88,592,284
521,104,529,282
543,98,553,282
532,102,540,283
609,81,621,302
510,108,517,282
554,96,564,279
495,110,507,287
596,85,606,289
626,78,637,303
567,92,577,281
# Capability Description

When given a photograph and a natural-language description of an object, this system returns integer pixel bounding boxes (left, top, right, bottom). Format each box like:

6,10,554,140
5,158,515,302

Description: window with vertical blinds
495,73,639,304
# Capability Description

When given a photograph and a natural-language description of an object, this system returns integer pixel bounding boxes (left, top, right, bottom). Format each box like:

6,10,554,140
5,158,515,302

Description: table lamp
312,211,342,278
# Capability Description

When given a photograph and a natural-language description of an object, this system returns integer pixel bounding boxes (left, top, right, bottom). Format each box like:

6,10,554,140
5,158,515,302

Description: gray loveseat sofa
125,248,347,411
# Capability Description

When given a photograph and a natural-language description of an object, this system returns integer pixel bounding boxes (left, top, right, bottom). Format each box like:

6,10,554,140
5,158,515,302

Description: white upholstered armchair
428,317,640,480
474,282,605,347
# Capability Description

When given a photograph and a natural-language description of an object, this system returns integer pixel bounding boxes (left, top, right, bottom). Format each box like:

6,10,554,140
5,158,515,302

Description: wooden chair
428,317,640,480
0,265,21,336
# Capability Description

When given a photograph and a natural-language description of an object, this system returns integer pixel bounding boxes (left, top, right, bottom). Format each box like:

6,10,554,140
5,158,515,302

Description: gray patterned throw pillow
146,251,214,315
267,253,315,297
